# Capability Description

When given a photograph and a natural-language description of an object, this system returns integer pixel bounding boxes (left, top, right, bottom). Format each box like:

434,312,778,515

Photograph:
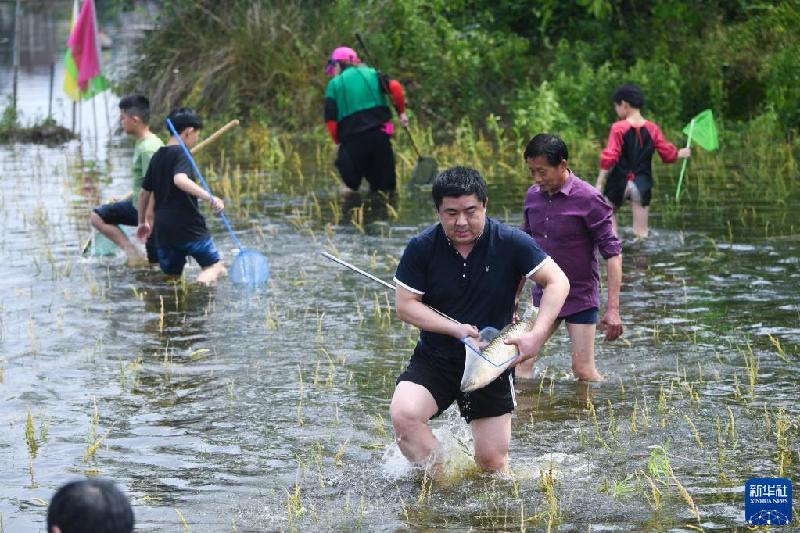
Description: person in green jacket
324,46,408,193
89,94,163,266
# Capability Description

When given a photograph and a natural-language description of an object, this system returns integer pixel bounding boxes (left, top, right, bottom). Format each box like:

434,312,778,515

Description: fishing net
460,326,519,393
230,249,270,286
460,308,538,393
409,156,438,187
84,227,129,257
165,117,270,288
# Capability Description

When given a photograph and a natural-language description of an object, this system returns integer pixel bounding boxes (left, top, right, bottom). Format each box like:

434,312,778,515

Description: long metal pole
48,62,55,120
12,0,22,116
320,251,459,323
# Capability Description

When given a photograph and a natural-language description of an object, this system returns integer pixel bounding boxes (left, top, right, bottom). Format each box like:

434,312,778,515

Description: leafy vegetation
121,0,800,138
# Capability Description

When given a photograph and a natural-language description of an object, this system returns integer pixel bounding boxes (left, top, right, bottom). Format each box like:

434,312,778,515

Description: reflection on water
1,31,799,533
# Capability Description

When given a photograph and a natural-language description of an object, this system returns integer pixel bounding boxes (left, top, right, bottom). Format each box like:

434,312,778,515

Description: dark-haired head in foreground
47,478,134,533
431,166,488,210
431,166,489,247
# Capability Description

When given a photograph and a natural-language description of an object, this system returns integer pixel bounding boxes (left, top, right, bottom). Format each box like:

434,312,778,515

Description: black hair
118,94,150,124
431,166,488,210
167,107,203,134
612,83,645,109
523,133,569,166
47,478,134,533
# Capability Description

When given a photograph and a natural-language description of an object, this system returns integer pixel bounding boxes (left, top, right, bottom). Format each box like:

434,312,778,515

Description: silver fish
460,307,538,393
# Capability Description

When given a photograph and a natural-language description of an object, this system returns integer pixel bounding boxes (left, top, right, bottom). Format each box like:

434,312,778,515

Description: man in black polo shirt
391,167,569,472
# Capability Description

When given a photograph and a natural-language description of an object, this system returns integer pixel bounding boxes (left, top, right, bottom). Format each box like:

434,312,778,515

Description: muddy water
0,129,797,531
1,54,799,533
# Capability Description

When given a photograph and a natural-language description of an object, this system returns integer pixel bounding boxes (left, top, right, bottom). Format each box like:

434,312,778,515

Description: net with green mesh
683,109,719,151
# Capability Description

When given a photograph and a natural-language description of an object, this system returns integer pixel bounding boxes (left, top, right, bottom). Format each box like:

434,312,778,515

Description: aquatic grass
638,471,663,512
740,341,759,399
599,473,636,499
83,399,108,462
767,334,791,363
296,365,305,426
175,508,190,532
773,409,796,477
264,302,279,330
227,379,236,402
370,413,389,439
605,400,619,444
647,445,672,486
24,409,39,460
333,440,348,467
684,415,704,449
669,466,701,524
159,295,165,334
726,406,737,446
538,467,561,531
286,484,305,530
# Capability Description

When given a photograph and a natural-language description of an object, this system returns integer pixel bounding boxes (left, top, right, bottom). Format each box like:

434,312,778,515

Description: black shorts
336,129,396,192
92,200,157,263
397,350,516,423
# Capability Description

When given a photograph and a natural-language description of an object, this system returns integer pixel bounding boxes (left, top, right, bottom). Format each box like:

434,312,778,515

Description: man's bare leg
390,381,440,466
471,413,512,472
566,322,602,381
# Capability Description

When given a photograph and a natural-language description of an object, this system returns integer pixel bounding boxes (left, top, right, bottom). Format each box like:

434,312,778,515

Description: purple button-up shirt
522,171,621,317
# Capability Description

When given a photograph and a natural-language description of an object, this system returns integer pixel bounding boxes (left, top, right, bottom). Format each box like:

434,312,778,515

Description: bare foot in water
125,251,149,268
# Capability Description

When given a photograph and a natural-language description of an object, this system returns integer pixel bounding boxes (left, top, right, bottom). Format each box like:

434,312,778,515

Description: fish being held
460,307,538,393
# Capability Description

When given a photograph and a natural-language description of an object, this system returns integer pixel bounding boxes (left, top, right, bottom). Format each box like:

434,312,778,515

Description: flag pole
103,91,111,143
12,0,21,116
675,119,695,202
92,96,98,152
48,62,55,120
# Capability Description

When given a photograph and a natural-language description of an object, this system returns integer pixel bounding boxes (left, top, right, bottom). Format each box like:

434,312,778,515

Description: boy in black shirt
136,108,226,285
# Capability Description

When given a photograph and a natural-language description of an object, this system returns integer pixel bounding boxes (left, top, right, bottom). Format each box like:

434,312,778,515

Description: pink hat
326,46,360,75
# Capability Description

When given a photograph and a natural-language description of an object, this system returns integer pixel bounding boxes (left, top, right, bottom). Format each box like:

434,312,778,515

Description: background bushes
120,0,800,143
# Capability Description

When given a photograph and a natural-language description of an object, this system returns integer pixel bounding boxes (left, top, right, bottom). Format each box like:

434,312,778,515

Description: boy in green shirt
89,94,164,266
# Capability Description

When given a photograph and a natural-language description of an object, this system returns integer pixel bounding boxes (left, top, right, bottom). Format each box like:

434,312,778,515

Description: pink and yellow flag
63,0,107,101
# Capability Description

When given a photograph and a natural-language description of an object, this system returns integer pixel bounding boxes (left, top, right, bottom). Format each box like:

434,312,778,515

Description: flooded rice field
0,130,797,531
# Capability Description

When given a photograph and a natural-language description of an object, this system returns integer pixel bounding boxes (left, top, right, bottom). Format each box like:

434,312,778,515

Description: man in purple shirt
518,133,623,381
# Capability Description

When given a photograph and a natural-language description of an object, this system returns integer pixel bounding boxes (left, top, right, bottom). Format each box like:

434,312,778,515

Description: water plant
25,409,38,460
175,509,190,532
684,415,704,449
599,473,636,499
669,467,701,524
286,484,305,530
538,467,561,531
83,399,107,462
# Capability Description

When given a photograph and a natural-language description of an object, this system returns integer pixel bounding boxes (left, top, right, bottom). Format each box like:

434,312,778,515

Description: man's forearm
137,190,151,225
397,299,462,338
533,279,568,333
606,254,622,310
